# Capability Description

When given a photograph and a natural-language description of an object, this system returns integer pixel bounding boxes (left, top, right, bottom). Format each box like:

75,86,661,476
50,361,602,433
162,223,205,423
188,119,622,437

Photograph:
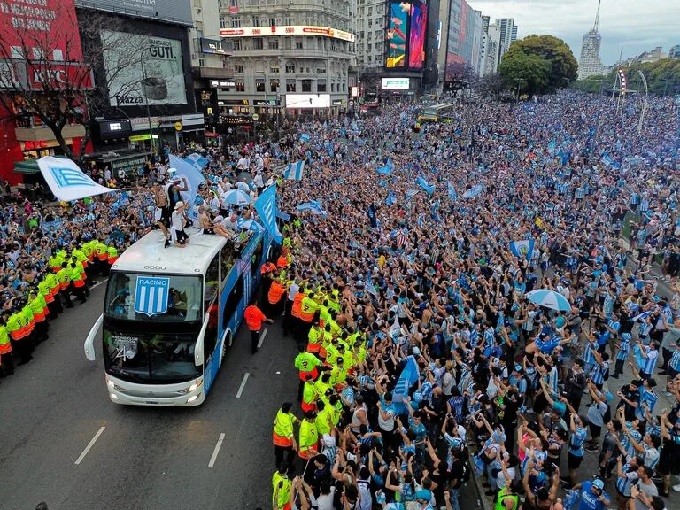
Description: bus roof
111,229,227,275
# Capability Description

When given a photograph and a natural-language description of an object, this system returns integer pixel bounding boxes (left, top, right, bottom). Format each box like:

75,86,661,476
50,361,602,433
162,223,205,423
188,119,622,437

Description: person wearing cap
170,201,189,247
572,477,610,510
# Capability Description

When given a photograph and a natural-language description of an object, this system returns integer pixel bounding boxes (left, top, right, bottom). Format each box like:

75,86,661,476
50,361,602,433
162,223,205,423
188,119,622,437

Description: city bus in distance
84,228,274,406
417,103,456,123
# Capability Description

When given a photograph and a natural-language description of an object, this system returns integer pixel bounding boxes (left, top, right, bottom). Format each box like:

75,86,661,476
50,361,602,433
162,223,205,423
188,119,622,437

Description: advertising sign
74,0,192,26
285,94,330,109
382,78,410,90
385,0,427,71
102,31,187,107
0,0,84,62
220,26,355,42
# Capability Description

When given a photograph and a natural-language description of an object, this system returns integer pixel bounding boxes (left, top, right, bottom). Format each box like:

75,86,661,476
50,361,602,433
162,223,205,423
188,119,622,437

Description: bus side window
220,244,236,286
222,276,244,330
251,239,263,276
205,254,220,307
205,297,218,361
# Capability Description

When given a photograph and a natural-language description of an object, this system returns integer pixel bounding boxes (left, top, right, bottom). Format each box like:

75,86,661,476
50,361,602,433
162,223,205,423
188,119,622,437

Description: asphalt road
0,282,298,510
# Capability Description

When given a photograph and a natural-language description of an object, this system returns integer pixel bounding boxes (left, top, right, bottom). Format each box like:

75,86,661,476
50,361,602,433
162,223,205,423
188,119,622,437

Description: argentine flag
415,176,435,196
392,355,420,413
509,239,535,260
283,160,305,181
447,181,458,201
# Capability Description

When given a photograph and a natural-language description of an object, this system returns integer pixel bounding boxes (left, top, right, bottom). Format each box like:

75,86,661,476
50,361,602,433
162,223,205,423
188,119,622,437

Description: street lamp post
140,52,155,157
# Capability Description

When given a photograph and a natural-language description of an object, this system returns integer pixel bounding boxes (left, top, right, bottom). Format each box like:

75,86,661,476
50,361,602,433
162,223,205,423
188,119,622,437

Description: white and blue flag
447,181,458,201
168,154,206,220
253,185,283,243
38,156,116,202
393,355,420,413
509,239,535,260
415,176,435,196
283,160,305,181
184,152,210,171
134,276,170,315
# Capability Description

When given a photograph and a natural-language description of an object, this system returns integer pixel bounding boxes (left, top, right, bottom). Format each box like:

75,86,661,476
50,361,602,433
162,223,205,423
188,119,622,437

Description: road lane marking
90,278,108,290
74,426,105,465
258,329,268,347
236,372,250,399
208,433,226,468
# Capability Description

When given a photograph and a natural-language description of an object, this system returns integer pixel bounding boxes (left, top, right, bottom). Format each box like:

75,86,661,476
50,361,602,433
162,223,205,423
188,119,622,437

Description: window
231,16,241,27
284,16,293,25
222,276,243,329
296,40,303,50
286,80,296,92
267,39,279,50
206,255,220,307
367,6,372,15
331,83,335,92
316,67,326,74
301,79,312,92
220,18,229,28
253,17,260,26
253,37,264,50
235,64,244,73
268,17,276,26
270,66,280,74
256,80,265,92
233,39,242,50
285,64,295,73
367,43,372,51
317,81,327,92
235,80,245,91
270,79,279,92
368,19,372,28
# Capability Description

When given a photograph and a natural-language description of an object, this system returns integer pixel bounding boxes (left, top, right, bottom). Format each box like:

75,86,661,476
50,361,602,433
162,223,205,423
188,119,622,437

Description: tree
477,73,504,99
444,61,477,90
0,5,149,163
502,35,578,92
573,59,680,96
499,51,551,96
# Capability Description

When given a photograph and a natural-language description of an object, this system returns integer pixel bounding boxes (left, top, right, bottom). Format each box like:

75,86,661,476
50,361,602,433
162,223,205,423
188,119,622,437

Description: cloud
467,0,678,65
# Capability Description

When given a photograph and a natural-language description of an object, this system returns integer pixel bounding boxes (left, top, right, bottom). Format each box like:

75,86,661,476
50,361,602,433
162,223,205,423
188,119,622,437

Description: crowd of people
1,88,680,510
258,91,680,510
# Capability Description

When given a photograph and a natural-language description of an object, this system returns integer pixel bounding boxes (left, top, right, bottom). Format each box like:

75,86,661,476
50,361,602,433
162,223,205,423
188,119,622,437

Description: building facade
218,0,355,119
577,2,604,80
440,0,483,88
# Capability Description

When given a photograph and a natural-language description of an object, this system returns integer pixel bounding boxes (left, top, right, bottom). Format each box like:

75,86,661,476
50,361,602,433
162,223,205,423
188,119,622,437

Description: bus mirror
84,314,103,361
194,313,210,367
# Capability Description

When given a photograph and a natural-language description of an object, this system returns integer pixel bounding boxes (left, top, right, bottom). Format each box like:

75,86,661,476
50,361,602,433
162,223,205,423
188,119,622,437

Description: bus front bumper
105,375,205,406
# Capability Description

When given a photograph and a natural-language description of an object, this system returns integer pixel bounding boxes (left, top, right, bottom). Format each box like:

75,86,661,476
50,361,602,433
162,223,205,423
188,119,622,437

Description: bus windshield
105,272,203,322
103,327,201,383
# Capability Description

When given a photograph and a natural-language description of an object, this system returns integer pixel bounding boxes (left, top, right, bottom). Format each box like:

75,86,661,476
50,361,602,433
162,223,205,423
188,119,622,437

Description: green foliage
499,51,551,96
573,59,680,96
500,35,578,94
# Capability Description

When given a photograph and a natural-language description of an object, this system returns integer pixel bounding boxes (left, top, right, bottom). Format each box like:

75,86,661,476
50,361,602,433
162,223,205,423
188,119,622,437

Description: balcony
15,124,86,142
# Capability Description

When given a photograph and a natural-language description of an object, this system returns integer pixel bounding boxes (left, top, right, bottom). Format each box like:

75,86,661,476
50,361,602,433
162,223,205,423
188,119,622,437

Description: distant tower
578,0,604,80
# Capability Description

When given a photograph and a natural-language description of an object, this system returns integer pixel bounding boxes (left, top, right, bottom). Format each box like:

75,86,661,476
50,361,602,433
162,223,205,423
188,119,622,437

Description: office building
577,0,604,79
218,0,355,118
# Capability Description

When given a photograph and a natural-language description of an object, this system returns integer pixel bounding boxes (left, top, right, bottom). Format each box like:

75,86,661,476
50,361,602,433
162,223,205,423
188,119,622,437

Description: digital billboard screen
386,0,427,71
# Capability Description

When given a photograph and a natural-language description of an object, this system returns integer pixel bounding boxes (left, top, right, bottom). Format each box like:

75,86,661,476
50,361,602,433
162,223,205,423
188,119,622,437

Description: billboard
102,31,187,107
444,0,483,81
382,78,410,90
0,0,84,62
74,0,193,26
220,26,355,42
386,0,427,71
285,94,331,109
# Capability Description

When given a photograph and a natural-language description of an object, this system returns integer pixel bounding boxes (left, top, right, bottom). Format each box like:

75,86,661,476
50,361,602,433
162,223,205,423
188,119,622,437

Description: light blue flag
392,355,420,413
184,152,209,171
385,191,397,206
416,176,435,196
447,181,458,201
547,140,557,155
509,239,535,260
168,154,206,220
463,184,484,199
405,189,419,199
296,200,327,217
283,160,305,181
365,272,378,297
253,185,282,244
601,153,621,170
300,133,311,143
376,164,392,175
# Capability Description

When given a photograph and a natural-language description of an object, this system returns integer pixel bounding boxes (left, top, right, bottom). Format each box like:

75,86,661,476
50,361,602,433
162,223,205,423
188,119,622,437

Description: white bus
84,228,273,406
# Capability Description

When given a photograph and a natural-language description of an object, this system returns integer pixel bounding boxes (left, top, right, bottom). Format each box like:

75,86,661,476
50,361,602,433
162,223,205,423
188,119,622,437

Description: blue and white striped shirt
616,334,631,361
590,361,608,385
615,464,638,497
669,350,680,372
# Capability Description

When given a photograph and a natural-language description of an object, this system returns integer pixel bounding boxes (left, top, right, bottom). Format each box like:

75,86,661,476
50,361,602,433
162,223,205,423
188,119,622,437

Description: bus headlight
188,379,204,392
110,393,118,400
186,395,199,403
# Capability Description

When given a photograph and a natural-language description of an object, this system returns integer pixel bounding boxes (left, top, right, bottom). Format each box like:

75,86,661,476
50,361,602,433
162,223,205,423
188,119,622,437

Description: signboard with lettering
220,25,355,42
74,0,193,27
102,30,187,107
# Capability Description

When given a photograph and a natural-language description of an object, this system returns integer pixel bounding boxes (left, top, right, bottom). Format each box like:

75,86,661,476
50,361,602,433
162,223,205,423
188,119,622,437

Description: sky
467,0,679,66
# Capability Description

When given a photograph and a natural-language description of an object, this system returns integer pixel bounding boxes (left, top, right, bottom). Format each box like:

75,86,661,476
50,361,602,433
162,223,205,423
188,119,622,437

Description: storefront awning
14,156,69,175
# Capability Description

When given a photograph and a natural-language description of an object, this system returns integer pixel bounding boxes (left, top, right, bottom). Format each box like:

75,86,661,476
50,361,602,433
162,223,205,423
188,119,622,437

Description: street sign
252,113,260,121
174,121,183,131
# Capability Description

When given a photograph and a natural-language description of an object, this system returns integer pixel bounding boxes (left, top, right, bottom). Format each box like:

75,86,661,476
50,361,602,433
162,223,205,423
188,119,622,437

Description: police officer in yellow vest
0,313,14,376
272,463,292,510
28,288,49,344
44,271,63,315
69,261,87,304
57,262,73,308
272,402,298,469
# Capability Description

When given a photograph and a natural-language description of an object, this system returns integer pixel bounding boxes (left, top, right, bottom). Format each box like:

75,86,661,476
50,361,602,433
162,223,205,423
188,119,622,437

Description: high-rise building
497,18,517,55
669,45,680,59
355,0,386,72
218,0,355,118
437,0,483,88
577,0,604,80
480,22,501,76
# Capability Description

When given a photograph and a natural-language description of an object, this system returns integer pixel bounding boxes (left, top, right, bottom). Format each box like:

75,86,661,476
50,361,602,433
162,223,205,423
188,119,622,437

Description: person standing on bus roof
244,300,273,354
